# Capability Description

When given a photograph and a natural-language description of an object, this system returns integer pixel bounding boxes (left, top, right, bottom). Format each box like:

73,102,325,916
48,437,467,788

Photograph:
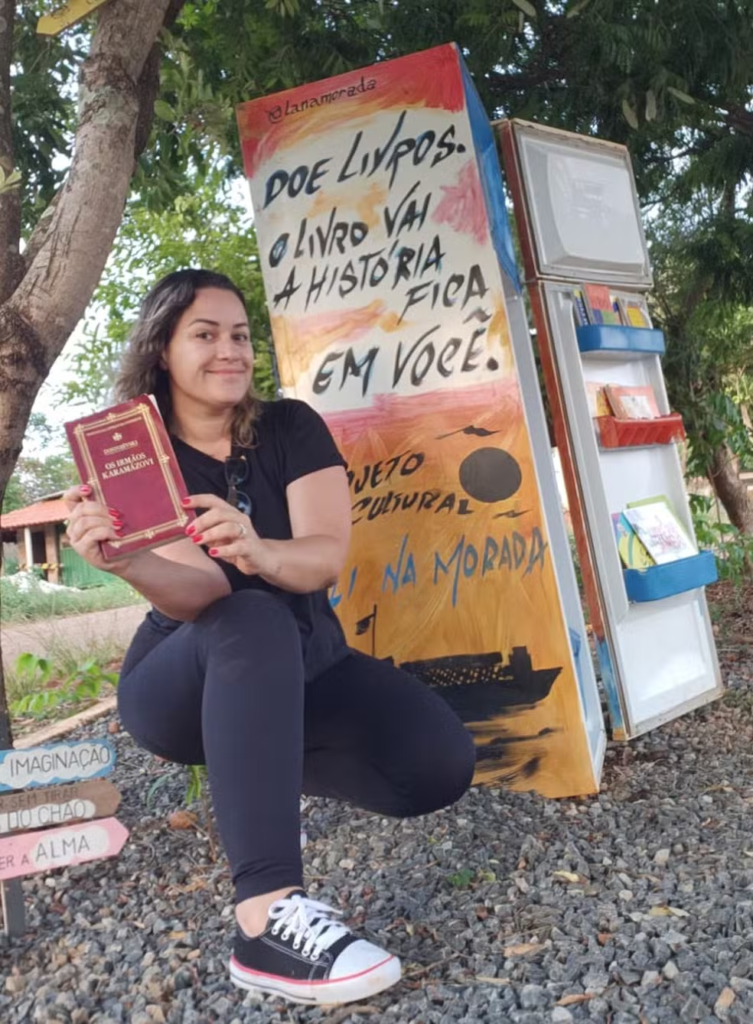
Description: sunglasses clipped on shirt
224,455,253,517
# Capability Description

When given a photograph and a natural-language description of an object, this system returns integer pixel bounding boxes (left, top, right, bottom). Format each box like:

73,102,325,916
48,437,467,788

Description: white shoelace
268,894,351,960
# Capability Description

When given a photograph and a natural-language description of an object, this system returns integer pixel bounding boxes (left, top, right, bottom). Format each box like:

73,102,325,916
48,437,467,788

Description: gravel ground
1,644,753,1024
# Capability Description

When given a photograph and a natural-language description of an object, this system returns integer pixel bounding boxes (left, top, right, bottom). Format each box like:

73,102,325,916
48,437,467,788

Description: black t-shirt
166,399,349,680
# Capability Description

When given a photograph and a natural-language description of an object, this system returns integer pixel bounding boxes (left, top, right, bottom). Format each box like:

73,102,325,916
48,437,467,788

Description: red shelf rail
595,413,686,449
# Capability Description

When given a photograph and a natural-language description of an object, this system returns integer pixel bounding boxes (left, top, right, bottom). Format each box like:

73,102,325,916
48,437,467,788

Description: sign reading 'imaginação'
0,739,115,792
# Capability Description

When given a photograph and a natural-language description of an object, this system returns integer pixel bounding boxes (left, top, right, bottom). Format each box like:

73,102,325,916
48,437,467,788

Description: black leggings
118,590,476,902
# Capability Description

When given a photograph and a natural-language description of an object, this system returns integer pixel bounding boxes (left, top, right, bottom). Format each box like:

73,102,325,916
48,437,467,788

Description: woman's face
163,287,254,413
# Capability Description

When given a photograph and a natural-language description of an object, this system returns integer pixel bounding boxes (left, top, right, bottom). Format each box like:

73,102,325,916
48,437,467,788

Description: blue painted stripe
458,49,520,292
595,635,623,734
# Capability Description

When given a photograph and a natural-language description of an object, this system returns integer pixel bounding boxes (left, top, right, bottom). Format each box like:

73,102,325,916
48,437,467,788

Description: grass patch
0,573,145,624
6,635,126,705
6,638,126,736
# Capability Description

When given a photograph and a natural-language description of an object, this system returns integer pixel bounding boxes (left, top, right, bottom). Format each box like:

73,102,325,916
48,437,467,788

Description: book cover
624,498,697,565
571,288,590,327
611,512,654,569
64,395,194,561
612,292,652,328
584,283,620,325
585,381,613,417
605,383,660,420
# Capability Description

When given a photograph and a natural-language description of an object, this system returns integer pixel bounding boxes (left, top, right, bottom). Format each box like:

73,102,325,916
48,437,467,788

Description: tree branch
133,0,187,159
0,0,22,303
25,0,187,271
9,0,174,366
719,102,753,138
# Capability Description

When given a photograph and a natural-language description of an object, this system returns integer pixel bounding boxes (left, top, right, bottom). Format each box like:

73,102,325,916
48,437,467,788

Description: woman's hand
62,484,133,576
181,494,270,577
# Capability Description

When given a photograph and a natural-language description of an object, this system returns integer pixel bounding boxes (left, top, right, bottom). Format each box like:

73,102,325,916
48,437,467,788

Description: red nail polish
112,520,124,529
208,548,219,556
185,525,195,536
80,485,92,495
115,529,124,537
181,497,191,506
108,508,120,517
192,535,203,544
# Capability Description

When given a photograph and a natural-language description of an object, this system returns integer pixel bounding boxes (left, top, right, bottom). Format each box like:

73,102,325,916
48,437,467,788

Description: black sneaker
229,891,401,1005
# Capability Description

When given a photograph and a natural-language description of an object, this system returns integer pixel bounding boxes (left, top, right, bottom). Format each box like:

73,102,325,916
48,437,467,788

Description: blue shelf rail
577,325,665,356
623,550,718,603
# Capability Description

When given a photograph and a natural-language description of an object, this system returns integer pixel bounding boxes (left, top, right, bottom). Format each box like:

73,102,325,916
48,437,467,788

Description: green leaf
622,98,639,129
15,652,37,676
14,653,53,685
146,772,174,809
448,867,475,889
646,89,658,122
510,0,537,18
185,764,206,805
0,166,21,194
30,693,47,715
667,86,695,105
154,100,176,122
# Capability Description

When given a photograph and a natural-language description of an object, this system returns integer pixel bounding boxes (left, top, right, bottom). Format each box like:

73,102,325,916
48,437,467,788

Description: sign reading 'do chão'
0,779,121,834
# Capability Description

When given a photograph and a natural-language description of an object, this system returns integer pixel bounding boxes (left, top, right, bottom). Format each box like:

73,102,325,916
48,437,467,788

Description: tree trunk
0,0,178,746
708,443,753,535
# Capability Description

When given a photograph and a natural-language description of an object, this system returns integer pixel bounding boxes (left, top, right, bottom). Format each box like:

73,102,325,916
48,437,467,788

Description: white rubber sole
228,953,401,1006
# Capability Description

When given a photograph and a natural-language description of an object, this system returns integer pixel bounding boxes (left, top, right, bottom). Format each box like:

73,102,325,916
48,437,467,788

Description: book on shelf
612,292,652,329
571,284,653,329
611,512,654,569
583,283,621,325
65,395,195,562
623,495,697,565
585,381,613,417
572,287,590,327
604,383,661,420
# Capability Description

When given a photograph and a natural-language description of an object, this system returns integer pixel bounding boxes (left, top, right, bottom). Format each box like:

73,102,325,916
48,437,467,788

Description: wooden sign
0,818,128,881
37,0,112,36
0,779,121,835
0,739,115,792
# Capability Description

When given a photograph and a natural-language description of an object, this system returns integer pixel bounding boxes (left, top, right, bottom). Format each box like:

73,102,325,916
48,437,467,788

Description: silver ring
236,522,247,538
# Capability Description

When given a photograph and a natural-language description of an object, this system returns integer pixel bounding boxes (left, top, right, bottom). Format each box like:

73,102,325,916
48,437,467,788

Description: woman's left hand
181,494,268,577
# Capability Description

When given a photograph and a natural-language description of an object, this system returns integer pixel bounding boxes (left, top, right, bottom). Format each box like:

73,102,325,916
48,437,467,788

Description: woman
64,269,476,1007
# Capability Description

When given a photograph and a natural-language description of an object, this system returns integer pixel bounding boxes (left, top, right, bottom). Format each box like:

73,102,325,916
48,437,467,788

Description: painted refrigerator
237,44,606,796
499,119,722,740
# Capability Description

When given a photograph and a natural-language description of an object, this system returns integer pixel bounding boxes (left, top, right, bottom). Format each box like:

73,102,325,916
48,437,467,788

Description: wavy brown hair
114,269,261,447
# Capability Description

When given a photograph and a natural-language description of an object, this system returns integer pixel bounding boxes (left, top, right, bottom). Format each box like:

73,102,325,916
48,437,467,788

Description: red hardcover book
64,395,194,561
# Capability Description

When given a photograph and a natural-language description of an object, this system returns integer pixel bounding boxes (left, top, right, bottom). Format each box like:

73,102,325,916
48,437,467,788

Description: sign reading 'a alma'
0,818,128,881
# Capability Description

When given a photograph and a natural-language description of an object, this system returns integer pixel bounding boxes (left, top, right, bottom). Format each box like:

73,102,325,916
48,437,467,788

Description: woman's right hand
63,484,132,575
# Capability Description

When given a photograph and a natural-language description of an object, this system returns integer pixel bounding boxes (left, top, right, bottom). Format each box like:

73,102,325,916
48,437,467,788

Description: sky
26,328,93,458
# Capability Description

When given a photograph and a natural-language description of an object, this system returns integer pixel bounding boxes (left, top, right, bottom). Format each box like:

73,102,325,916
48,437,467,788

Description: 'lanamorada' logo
267,76,377,124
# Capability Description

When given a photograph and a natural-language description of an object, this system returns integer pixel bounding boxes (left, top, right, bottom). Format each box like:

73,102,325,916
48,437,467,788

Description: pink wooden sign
0,817,128,881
